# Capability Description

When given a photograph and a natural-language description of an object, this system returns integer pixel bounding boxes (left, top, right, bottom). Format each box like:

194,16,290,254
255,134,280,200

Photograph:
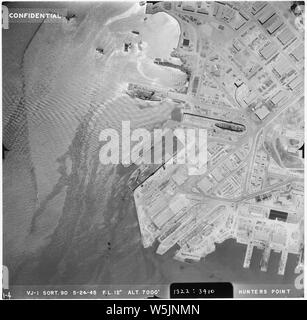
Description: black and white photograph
1,0,305,302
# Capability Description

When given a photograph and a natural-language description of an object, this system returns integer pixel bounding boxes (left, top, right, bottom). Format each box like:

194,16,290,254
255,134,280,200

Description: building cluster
207,142,230,167
212,2,248,30
236,203,302,275
249,150,269,192
224,2,304,120
135,167,302,275
215,166,245,198
133,1,304,276
197,142,250,195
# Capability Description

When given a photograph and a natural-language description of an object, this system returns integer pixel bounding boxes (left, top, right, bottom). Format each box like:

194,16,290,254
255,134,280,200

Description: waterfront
2,2,302,297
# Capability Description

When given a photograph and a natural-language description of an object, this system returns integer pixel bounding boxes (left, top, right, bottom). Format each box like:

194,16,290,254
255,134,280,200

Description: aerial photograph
1,0,305,299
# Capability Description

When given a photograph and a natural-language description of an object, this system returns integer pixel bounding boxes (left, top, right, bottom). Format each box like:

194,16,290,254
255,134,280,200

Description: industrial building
290,43,304,62
251,2,267,15
196,8,209,15
273,56,294,77
288,76,303,90
264,14,283,34
270,90,288,106
269,209,288,222
277,27,296,46
254,105,270,120
259,42,278,60
258,10,275,24
182,4,195,12
183,38,190,47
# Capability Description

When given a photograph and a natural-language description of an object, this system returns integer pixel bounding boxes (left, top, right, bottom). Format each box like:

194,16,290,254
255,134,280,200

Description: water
3,2,183,286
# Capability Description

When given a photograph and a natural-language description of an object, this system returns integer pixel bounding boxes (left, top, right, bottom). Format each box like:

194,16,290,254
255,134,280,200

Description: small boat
96,48,104,54
65,13,76,21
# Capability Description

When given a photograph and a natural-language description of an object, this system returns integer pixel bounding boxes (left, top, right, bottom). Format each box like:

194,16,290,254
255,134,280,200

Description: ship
215,122,245,132
126,88,162,101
